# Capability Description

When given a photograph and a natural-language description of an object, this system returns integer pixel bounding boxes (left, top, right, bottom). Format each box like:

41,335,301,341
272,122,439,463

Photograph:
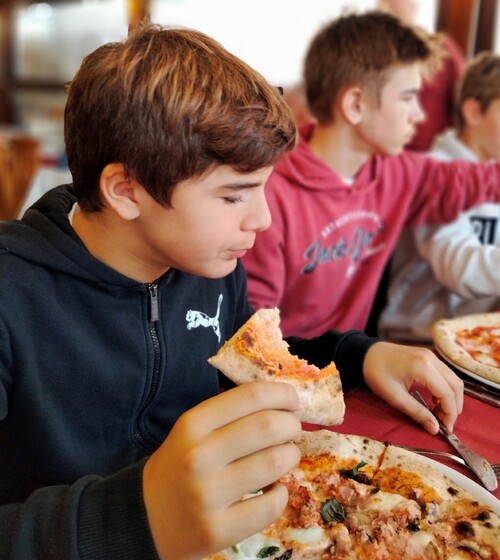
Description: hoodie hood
0,185,141,291
274,123,382,193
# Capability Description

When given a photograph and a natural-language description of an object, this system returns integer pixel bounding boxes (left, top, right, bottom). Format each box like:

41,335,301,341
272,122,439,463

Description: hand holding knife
411,389,498,492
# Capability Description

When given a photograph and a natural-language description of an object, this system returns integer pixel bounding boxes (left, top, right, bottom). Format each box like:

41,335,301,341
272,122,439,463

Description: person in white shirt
379,51,500,343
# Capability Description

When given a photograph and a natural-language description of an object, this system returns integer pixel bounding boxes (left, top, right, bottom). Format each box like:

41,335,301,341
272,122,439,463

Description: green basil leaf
321,498,346,523
257,546,280,558
276,550,293,560
339,460,367,479
231,544,239,553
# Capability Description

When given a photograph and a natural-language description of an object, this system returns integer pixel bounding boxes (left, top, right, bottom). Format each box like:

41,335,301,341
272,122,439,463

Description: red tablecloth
305,388,500,500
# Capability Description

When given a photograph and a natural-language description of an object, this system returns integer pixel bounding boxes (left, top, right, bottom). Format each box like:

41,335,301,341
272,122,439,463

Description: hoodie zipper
149,282,159,322
133,282,161,450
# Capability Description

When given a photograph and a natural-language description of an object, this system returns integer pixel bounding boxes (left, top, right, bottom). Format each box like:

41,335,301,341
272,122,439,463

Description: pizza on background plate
206,430,500,560
432,312,500,386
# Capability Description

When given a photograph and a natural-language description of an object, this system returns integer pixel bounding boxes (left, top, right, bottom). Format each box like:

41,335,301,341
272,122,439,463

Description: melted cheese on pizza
206,432,500,560
209,451,500,560
373,466,442,503
456,326,500,368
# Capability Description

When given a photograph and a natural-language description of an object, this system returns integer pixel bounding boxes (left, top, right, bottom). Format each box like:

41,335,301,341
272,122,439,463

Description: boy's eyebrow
217,181,265,191
401,87,421,97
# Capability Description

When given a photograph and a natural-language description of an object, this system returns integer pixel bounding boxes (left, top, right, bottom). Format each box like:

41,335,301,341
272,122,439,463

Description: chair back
0,134,40,220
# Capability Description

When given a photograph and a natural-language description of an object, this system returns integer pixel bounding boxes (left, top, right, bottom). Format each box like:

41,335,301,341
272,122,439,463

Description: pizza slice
374,444,500,559
208,307,345,426
373,442,472,503
432,312,500,385
206,431,500,560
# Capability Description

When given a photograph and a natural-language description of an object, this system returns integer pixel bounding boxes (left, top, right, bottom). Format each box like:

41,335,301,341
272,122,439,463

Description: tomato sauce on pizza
206,431,500,560
208,308,345,426
432,312,500,385
456,326,500,368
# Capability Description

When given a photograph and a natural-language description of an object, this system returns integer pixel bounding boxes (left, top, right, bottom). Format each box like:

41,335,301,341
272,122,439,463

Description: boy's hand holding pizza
191,310,495,560
143,381,303,560
208,308,464,439
363,341,464,434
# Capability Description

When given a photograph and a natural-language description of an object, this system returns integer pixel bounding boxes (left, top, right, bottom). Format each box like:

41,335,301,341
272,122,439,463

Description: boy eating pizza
0,22,463,560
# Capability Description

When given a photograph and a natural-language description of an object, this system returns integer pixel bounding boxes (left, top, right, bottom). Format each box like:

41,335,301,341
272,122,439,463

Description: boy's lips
228,248,250,259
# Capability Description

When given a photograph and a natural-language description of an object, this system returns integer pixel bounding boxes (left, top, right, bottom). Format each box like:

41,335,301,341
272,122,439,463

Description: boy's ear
99,163,141,220
340,86,365,125
461,98,482,126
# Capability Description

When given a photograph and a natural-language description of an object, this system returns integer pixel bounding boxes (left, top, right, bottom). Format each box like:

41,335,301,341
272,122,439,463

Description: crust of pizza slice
374,443,473,502
432,312,500,384
298,430,386,471
208,308,345,426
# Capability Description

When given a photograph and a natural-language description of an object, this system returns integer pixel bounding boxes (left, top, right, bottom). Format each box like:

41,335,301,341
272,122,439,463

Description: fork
396,444,500,478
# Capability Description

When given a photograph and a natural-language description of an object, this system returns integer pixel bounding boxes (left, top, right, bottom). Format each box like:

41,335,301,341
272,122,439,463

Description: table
306,387,500,500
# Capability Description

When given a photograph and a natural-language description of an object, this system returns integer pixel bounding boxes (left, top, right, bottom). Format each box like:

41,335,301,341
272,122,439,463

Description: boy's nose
413,100,426,124
245,195,272,233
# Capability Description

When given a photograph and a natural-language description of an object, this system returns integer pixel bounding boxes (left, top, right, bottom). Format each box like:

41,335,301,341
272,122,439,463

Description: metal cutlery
462,378,500,408
396,444,500,476
411,389,498,491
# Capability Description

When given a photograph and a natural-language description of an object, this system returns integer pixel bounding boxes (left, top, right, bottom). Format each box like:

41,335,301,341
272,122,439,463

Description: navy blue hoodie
0,185,375,559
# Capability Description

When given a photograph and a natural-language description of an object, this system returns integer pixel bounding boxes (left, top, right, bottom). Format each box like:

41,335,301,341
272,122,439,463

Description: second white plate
435,345,500,392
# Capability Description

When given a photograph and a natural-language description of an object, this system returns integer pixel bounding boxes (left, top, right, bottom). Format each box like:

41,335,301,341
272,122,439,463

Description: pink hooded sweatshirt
243,125,500,338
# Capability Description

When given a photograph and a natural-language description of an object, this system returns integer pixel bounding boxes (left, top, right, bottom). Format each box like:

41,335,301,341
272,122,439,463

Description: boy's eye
223,196,243,204
403,93,418,103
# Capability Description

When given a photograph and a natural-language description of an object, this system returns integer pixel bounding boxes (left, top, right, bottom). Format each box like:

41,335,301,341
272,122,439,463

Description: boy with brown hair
376,0,465,152
380,52,500,342
243,10,500,340
0,21,463,560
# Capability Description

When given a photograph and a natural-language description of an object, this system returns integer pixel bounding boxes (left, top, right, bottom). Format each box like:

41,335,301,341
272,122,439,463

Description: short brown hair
456,51,500,131
304,10,437,124
64,23,296,211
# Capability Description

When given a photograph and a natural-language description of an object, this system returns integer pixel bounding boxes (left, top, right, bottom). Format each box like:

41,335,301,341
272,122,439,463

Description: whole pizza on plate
206,430,500,559
432,312,500,385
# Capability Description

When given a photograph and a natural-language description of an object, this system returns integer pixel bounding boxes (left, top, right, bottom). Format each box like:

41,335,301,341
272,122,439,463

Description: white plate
421,455,500,514
435,345,500,392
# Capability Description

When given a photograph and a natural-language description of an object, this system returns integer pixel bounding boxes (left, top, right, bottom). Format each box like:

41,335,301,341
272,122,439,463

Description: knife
411,389,498,492
463,379,500,408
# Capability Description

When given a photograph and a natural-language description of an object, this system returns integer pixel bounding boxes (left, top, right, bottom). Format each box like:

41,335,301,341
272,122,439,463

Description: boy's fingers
202,409,302,469
380,386,440,434
413,366,463,431
183,381,301,434
200,441,301,509
219,482,290,550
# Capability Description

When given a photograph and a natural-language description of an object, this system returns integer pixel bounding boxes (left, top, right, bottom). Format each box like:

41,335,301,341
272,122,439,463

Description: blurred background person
242,10,500,341
283,82,316,126
379,51,500,343
377,0,465,151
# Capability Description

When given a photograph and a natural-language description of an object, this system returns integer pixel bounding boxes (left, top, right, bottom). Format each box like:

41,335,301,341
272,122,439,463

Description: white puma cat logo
185,294,223,341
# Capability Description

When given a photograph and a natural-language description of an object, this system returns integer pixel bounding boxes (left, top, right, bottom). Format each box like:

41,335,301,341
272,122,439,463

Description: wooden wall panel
0,3,13,123
474,0,498,53
436,0,498,56
436,0,478,56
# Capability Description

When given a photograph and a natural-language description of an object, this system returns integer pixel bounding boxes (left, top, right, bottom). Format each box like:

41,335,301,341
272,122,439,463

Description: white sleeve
413,211,500,298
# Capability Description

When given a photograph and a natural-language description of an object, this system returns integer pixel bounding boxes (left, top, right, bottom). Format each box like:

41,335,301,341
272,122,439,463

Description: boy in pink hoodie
243,10,500,339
